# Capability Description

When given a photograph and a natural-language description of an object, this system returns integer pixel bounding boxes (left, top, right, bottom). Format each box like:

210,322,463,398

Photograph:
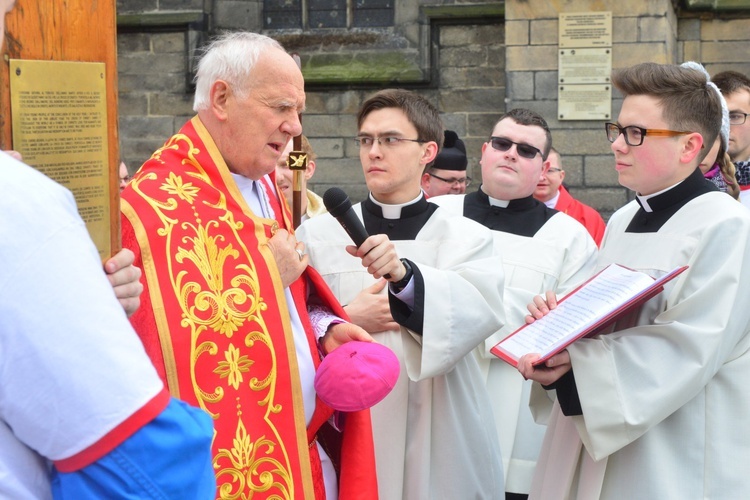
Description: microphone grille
323,187,352,217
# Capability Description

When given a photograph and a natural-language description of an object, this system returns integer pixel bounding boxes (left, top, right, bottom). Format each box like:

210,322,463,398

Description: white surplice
297,202,506,500
432,193,598,493
530,188,750,499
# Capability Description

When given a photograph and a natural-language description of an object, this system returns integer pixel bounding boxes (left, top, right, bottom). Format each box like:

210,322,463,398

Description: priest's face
480,118,548,201
358,107,438,204
219,49,304,180
535,150,565,203
611,95,697,196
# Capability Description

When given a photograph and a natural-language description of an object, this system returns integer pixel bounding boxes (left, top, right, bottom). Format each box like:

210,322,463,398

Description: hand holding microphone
324,188,411,284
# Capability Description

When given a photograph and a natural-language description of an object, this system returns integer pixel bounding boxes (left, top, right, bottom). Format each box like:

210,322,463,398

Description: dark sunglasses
489,136,543,159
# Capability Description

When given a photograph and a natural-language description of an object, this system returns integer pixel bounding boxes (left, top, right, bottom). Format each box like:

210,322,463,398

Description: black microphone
323,187,369,247
323,187,391,279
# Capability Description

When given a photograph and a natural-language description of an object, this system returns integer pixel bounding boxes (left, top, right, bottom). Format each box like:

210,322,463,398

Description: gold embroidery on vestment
133,133,294,499
214,418,293,499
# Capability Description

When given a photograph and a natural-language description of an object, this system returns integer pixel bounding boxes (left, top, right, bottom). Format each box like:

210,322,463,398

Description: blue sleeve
51,398,216,499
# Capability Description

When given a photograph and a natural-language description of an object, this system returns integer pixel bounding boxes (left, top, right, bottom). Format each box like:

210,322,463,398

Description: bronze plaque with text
9,60,111,260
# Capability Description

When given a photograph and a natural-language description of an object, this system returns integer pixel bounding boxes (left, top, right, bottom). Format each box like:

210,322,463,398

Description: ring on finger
295,248,304,261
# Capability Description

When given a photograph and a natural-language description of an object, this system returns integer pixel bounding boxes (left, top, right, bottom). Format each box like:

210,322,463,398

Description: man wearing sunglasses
432,108,597,500
712,70,750,207
420,130,470,197
298,88,506,499
519,63,750,500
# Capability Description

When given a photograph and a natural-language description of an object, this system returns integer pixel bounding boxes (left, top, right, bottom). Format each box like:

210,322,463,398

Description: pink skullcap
314,341,400,412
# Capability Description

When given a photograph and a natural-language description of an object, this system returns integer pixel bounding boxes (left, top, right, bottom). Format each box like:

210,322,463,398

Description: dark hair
357,89,443,147
494,108,552,160
611,63,721,163
712,70,750,96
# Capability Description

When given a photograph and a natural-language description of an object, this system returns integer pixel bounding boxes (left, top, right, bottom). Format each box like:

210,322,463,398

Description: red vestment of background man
555,185,606,246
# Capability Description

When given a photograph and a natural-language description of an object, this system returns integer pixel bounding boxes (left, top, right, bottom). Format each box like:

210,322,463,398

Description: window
264,0,394,29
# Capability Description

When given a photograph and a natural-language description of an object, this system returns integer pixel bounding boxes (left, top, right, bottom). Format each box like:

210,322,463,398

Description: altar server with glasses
298,88,507,500
520,62,750,500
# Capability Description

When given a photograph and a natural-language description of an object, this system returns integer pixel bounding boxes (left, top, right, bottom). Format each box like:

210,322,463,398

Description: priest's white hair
193,32,284,112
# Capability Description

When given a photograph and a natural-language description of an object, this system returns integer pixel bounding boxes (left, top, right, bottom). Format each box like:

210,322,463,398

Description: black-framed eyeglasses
729,112,748,125
428,172,471,188
489,136,543,159
355,136,426,149
605,122,691,147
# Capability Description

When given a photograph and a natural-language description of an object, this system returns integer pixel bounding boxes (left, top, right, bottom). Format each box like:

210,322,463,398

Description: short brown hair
357,89,443,147
611,63,721,163
712,70,750,96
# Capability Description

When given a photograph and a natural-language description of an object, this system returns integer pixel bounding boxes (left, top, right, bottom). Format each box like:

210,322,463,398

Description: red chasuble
555,185,606,246
121,117,377,499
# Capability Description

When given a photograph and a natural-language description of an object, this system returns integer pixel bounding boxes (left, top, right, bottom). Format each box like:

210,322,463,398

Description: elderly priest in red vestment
121,32,378,500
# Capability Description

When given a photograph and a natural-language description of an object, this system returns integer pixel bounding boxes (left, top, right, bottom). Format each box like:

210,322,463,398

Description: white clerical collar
487,195,511,208
369,192,424,219
544,190,560,209
635,179,685,213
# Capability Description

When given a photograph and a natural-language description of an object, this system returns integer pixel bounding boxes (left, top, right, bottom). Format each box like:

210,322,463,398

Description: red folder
490,264,688,368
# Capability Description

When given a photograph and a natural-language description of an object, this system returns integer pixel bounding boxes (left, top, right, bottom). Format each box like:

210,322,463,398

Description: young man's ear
420,141,439,165
680,132,705,166
304,160,316,181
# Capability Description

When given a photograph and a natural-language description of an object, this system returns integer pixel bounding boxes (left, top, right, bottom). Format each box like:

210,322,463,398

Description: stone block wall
115,0,750,215
304,20,505,203
117,29,194,172
679,15,750,76
505,0,681,217
115,1,504,206
504,0,750,217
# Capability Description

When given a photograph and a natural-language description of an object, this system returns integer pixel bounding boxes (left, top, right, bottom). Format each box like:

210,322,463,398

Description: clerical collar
477,186,539,210
635,182,682,213
367,192,424,219
543,190,560,209
479,187,510,208
464,188,556,237
634,169,709,213
625,168,716,233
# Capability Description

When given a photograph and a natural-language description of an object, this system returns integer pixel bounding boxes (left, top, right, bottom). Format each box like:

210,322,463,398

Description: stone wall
503,0,750,217
117,30,195,169
115,1,504,205
116,0,750,214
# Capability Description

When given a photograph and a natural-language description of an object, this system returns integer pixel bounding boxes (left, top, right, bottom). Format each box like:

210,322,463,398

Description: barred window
264,0,394,29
